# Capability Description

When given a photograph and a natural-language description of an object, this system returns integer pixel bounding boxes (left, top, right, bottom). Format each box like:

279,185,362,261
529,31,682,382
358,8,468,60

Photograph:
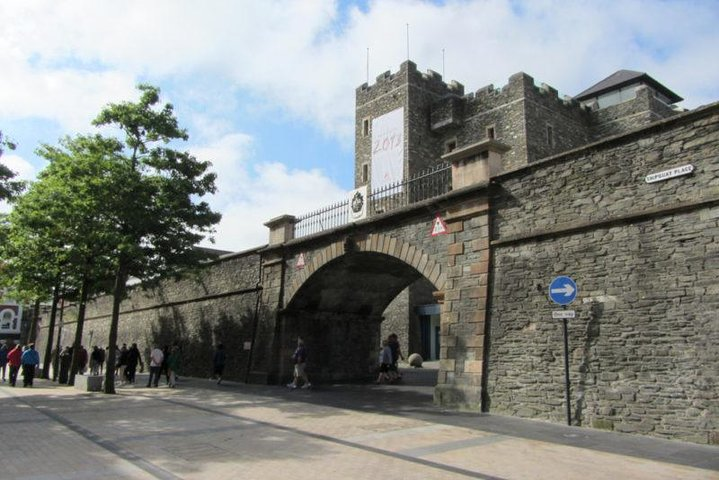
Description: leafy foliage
0,131,25,201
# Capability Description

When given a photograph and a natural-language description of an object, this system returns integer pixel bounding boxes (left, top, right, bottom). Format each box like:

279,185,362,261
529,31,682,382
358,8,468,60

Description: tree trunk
52,297,65,382
27,298,41,344
68,278,89,387
41,284,60,379
104,263,127,394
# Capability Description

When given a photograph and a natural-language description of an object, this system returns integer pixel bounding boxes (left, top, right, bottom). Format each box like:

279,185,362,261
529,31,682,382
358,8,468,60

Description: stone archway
278,235,446,383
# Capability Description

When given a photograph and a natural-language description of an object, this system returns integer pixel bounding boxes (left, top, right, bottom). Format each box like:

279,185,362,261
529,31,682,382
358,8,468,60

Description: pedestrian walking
125,343,143,384
90,346,100,375
146,344,164,388
388,333,404,382
116,343,128,384
58,346,72,384
167,345,181,388
76,345,88,375
7,343,22,387
376,340,393,384
212,344,226,385
160,345,170,385
21,343,40,387
97,346,106,375
287,338,311,389
0,342,8,382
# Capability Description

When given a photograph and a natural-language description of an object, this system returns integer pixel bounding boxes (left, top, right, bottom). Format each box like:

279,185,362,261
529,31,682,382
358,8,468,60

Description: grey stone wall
35,251,265,382
487,104,719,443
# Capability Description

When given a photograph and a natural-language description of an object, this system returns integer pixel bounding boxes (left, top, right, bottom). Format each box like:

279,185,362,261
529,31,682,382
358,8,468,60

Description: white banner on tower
371,107,404,193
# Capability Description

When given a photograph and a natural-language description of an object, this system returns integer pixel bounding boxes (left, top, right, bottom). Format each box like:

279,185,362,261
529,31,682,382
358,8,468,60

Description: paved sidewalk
1,377,716,480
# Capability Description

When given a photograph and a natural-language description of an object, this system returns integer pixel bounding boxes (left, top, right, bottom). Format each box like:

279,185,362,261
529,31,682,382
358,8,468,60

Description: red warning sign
430,215,448,236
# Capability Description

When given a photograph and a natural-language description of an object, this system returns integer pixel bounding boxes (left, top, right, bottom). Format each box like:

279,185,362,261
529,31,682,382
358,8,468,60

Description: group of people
57,345,106,376
115,343,181,388
0,341,41,387
2,334,405,390
376,333,404,384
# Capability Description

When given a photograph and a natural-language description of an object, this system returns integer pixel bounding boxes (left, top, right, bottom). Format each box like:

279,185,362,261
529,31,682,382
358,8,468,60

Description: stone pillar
434,195,490,410
434,140,507,410
264,215,297,246
442,139,510,189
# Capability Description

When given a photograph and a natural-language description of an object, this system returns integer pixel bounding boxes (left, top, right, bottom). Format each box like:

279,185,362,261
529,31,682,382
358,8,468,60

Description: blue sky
1,0,718,251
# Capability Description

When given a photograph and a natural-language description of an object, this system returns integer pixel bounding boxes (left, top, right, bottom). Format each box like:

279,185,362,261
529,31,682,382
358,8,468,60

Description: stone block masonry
487,104,719,444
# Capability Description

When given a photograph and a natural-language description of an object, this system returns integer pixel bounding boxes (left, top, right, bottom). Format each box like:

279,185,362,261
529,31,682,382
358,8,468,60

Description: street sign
430,214,448,236
552,310,575,319
549,276,577,305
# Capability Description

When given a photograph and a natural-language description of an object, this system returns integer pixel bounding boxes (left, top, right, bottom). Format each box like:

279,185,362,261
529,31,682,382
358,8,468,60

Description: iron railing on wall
295,162,451,238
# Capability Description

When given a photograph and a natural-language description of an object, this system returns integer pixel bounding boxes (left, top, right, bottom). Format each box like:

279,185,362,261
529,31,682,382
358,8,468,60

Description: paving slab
0,378,716,480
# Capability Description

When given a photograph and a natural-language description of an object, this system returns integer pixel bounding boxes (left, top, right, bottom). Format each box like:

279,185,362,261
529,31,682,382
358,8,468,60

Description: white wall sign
371,107,404,193
296,253,306,269
348,185,368,221
0,303,22,334
645,164,694,183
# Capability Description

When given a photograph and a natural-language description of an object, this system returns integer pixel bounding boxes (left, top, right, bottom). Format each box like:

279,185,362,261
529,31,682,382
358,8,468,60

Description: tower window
444,138,457,153
546,124,554,147
361,163,369,183
362,117,371,137
486,126,496,140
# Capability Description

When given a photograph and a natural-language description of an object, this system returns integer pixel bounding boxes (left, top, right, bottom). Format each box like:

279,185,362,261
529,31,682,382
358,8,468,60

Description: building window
546,124,554,147
362,117,371,137
444,138,457,153
361,163,369,183
486,125,496,140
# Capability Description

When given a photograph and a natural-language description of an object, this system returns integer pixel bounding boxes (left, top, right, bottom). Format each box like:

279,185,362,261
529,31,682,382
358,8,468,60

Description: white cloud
191,133,346,251
1,0,717,250
2,0,717,139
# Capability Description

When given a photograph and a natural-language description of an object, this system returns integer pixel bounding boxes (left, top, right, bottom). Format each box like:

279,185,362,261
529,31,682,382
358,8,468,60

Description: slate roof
575,70,683,103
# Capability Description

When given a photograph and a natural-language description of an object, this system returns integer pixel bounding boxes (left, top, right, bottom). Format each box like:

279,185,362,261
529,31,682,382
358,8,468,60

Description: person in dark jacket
21,343,40,387
212,344,226,385
76,345,88,375
124,343,144,384
116,344,128,384
0,343,8,382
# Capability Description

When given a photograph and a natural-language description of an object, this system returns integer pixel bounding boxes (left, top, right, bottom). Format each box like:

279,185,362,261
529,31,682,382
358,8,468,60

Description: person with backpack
286,338,311,390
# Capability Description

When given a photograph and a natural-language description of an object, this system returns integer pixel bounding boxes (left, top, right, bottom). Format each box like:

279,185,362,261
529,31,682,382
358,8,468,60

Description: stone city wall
36,250,264,382
487,103,719,444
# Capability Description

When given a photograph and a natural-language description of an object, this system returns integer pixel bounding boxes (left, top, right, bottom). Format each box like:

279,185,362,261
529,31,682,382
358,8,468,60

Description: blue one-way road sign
549,276,578,305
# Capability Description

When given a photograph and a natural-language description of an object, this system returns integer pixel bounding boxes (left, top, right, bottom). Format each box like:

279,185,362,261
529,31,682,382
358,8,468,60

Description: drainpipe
244,252,264,383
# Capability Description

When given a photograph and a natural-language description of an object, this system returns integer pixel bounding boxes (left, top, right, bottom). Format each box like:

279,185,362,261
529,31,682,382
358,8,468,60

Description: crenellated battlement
357,61,464,104
463,72,583,115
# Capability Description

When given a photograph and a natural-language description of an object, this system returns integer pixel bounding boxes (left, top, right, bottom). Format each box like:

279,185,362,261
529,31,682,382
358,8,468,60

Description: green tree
3,135,125,383
0,131,25,200
92,84,221,393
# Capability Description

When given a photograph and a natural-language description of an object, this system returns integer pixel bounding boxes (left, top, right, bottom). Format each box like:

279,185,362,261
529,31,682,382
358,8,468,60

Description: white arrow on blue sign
549,276,578,305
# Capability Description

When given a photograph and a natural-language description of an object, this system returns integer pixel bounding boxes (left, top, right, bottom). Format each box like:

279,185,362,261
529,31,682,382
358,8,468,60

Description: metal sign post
562,309,571,426
549,276,578,426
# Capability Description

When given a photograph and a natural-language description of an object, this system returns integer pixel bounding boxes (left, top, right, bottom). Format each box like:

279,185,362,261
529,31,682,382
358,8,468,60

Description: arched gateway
275,234,446,383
